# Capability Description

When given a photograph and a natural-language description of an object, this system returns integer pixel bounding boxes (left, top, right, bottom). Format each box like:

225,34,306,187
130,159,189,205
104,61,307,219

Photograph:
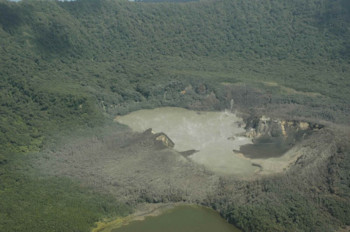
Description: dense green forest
0,0,349,231
1,0,350,153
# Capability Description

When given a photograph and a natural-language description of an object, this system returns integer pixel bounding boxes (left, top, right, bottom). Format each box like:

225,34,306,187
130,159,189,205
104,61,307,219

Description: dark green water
240,131,310,159
240,136,291,159
112,205,241,232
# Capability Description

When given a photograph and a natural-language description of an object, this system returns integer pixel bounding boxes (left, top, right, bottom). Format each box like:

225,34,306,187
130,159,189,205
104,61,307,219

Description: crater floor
115,107,299,176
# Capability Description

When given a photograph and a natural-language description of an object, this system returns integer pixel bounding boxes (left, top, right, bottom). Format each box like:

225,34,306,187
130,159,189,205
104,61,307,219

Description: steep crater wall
240,115,324,159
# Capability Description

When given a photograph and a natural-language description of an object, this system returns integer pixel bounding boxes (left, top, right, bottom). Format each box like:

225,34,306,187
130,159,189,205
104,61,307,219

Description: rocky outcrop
244,115,323,139
155,133,175,148
142,128,175,149
238,115,326,159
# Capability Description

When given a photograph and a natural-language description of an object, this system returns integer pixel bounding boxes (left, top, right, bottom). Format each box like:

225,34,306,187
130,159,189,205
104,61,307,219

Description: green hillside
0,0,349,231
1,0,349,153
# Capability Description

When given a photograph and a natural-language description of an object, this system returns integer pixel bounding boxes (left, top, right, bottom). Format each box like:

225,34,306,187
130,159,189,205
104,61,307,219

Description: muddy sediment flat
115,107,258,176
115,107,311,176
93,203,180,232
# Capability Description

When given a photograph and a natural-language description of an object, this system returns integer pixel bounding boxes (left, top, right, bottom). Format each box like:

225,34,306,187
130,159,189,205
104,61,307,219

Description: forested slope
1,0,349,153
0,0,349,231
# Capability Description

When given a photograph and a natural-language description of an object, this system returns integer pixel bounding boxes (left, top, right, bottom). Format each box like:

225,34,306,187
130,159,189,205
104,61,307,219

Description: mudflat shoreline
92,203,184,232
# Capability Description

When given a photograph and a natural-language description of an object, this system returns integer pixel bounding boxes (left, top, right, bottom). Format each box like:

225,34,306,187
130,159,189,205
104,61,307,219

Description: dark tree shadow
341,0,350,21
35,22,72,55
0,3,22,33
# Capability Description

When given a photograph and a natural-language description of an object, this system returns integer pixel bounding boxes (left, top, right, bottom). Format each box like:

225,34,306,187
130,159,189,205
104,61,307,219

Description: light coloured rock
155,134,175,148
299,122,310,130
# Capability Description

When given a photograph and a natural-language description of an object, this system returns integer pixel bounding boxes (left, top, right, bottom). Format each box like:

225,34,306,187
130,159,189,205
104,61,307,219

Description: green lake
112,205,241,232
